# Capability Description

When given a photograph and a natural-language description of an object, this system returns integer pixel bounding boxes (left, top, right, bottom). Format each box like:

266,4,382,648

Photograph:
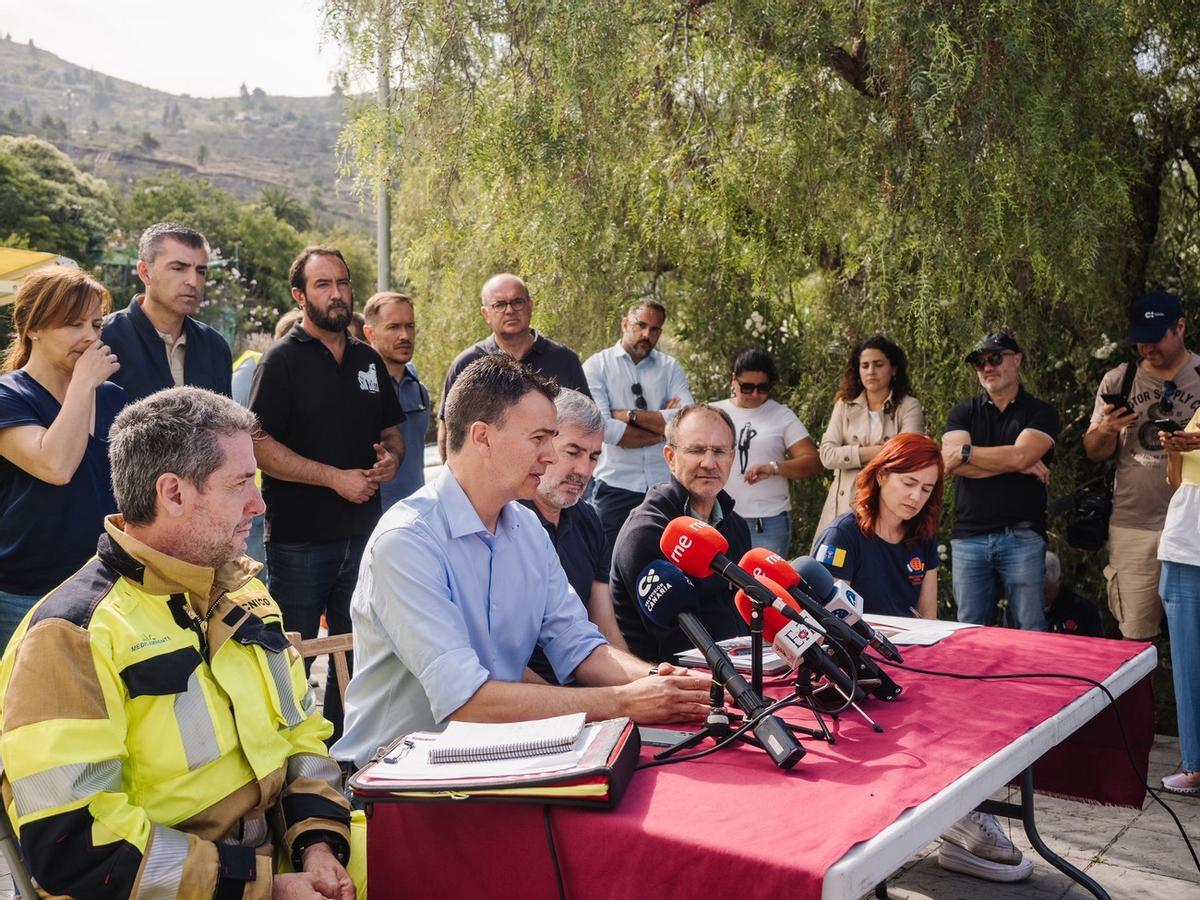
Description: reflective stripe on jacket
0,517,350,899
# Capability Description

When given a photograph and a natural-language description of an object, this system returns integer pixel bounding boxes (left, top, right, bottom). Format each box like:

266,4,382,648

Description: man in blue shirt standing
583,297,693,562
102,222,232,401
334,355,709,767
364,291,430,508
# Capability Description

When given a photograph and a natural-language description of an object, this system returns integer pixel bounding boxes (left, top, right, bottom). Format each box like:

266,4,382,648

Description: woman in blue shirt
0,266,124,647
813,433,944,618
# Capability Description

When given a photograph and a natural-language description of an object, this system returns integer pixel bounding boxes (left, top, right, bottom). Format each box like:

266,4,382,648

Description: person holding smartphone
1084,291,1200,641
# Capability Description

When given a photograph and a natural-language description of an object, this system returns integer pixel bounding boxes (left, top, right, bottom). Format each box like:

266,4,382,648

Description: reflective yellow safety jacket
0,517,351,899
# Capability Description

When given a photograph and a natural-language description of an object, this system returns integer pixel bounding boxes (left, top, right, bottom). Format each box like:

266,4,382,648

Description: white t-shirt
713,398,809,517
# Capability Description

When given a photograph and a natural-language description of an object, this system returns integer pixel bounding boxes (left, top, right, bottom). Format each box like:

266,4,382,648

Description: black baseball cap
1125,291,1183,344
964,332,1022,364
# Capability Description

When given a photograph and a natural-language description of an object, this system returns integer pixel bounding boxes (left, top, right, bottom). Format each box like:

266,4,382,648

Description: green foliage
119,172,376,335
0,135,117,259
328,0,1200,619
259,186,313,232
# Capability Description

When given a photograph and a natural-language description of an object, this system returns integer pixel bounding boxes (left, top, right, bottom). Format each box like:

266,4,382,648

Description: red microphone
734,575,858,696
659,518,782,611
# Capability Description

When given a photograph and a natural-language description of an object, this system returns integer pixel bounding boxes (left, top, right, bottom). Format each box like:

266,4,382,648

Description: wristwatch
628,409,638,426
961,444,973,465
769,460,781,476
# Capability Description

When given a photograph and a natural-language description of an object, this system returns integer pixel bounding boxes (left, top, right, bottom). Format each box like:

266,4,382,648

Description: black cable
634,696,796,771
542,804,566,900
874,654,1200,875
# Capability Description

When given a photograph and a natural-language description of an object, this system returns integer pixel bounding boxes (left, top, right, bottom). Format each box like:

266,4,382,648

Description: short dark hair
443,355,560,454
138,222,209,265
289,245,350,294
836,334,912,403
730,346,778,382
628,296,667,321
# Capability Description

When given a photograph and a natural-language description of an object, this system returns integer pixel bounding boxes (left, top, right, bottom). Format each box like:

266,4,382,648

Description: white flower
1091,333,1118,360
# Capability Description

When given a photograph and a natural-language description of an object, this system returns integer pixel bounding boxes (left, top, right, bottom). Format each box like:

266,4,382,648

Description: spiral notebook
427,712,587,764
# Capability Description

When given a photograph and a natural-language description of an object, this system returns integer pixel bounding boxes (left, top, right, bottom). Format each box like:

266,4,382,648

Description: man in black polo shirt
437,273,590,459
248,245,405,738
942,333,1059,631
610,404,751,661
523,389,629,682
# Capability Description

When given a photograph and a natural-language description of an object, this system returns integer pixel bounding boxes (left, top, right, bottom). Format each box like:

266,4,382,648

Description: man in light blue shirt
334,355,709,767
583,297,694,562
363,291,431,508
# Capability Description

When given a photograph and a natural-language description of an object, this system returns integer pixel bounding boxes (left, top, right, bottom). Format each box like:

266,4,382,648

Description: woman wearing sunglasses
712,346,819,556
0,267,124,649
814,335,925,541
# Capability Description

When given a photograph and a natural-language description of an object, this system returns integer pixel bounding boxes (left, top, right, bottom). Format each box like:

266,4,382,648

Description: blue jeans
747,512,792,558
951,528,1048,631
267,536,368,742
0,591,41,655
245,513,268,578
1160,561,1200,771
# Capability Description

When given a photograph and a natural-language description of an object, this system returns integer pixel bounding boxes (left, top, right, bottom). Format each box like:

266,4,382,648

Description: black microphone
635,560,804,770
792,557,905,663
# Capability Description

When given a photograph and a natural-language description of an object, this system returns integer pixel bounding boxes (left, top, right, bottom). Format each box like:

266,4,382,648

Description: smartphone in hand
1154,418,1185,433
1101,392,1134,415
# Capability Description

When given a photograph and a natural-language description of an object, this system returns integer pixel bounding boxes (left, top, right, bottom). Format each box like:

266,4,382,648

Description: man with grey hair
102,222,232,401
523,389,628,681
1044,550,1103,636
0,387,354,900
436,272,590,459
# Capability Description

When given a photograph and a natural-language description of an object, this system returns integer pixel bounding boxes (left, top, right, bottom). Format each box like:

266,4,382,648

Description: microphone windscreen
739,547,801,588
731,575,790,639
792,555,837,603
634,560,701,629
659,516,729,579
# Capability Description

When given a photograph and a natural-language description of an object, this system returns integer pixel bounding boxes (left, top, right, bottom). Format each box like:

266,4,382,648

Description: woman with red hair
811,432,944,618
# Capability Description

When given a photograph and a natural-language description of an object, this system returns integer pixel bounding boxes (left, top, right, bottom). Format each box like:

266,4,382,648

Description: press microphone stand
747,598,833,744
653,680,758,760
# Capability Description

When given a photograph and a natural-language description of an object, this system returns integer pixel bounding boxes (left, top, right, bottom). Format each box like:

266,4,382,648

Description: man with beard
250,246,405,739
583,297,693,563
523,389,628,682
1084,291,1200,640
363,291,430,508
102,222,232,400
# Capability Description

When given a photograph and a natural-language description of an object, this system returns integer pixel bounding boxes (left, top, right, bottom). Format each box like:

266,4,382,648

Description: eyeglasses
486,298,528,313
1162,380,1177,412
736,380,772,396
671,444,735,461
969,351,1014,370
631,382,647,410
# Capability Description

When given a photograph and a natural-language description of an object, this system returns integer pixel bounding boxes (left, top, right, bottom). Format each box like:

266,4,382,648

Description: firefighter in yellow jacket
0,387,354,899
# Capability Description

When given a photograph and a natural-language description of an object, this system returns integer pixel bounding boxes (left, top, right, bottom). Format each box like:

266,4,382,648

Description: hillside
0,35,368,223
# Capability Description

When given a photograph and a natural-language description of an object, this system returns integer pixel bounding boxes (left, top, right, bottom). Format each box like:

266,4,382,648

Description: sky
0,0,349,98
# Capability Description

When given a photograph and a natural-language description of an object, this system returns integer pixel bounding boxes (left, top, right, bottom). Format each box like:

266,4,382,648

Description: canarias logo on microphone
637,569,661,597
638,568,672,615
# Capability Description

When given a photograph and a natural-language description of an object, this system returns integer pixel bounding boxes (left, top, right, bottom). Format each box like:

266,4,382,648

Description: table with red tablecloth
361,625,1156,900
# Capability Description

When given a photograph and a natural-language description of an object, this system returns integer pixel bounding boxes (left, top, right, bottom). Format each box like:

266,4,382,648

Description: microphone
659,517,786,612
733,577,860,698
739,548,871,655
635,560,804,769
792,556,905,663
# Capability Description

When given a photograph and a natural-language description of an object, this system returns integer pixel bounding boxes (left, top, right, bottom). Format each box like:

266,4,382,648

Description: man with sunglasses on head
1083,291,1200,640
942,333,1060,630
583,297,694,563
609,403,750,661
436,273,590,460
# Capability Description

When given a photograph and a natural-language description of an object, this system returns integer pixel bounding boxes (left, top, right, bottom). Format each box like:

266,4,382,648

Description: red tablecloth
364,627,1153,899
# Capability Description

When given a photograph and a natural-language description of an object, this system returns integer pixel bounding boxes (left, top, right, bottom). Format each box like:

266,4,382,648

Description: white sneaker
937,842,1034,882
940,811,1023,865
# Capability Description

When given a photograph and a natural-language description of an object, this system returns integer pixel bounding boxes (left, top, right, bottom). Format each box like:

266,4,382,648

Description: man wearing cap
1083,292,1200,640
941,333,1060,630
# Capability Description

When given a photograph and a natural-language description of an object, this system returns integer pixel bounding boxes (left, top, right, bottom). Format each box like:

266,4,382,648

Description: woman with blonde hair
814,335,925,539
0,266,124,647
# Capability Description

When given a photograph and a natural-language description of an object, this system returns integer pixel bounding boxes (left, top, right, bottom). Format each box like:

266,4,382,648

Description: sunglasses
631,382,647,410
969,351,1014,370
736,380,773,395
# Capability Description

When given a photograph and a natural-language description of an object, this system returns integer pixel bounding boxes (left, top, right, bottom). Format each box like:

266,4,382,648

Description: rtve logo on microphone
666,518,711,565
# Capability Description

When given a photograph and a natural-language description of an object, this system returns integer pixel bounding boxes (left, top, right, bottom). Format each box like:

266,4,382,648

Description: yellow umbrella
0,249,78,306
